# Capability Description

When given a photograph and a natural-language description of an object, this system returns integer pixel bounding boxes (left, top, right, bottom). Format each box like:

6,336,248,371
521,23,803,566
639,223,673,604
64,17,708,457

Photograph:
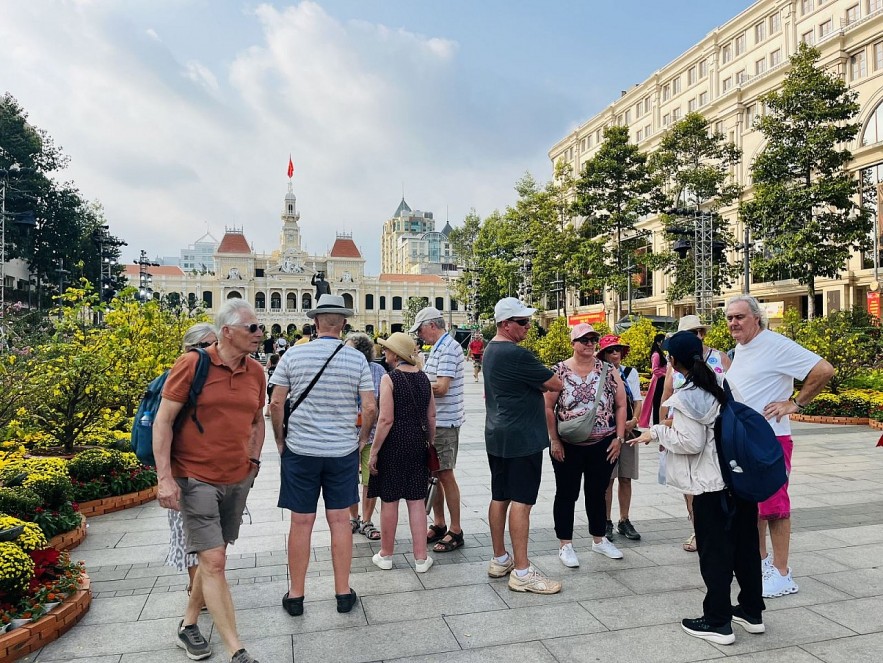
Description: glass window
736,69,747,85
770,49,782,67
688,66,697,85
699,60,708,78
636,128,643,141
721,44,732,64
645,123,651,136
802,30,815,45
379,295,386,310
365,293,374,310
756,57,767,75
699,91,709,106
819,19,833,37
435,297,444,310
625,109,631,124
802,0,814,15
722,76,733,92
755,21,766,43
688,97,697,112
770,13,781,32
871,0,883,13
672,76,681,94
862,101,883,145
875,41,883,70
851,50,867,80
672,107,681,121
663,113,671,126
644,97,651,114
735,33,746,55
662,84,671,101
392,296,402,310
847,4,860,23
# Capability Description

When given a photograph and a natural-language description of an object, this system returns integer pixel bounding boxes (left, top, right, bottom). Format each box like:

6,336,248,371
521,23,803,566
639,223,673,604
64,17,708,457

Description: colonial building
549,0,883,326
123,183,466,335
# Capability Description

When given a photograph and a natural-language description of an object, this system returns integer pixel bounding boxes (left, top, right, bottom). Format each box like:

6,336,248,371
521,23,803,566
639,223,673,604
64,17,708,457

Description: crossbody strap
290,343,344,413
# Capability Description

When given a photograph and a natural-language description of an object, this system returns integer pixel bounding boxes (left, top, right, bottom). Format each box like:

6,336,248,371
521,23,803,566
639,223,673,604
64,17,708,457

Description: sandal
683,533,697,552
360,521,381,541
427,524,447,543
433,530,464,553
350,517,361,533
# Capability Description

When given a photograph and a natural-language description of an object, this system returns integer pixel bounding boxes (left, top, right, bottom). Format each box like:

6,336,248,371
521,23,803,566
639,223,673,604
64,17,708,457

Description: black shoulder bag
282,343,344,438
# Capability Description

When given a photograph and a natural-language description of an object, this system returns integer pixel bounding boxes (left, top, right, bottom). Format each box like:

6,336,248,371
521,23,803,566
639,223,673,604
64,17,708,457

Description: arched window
392,296,403,310
435,297,444,311
287,293,297,310
255,292,266,309
287,324,297,334
365,294,374,310
187,293,197,309
202,291,213,308
271,324,282,334
365,324,375,335
391,323,404,333
450,299,458,311
270,293,282,310
379,296,386,310
302,293,312,310
227,291,242,299
342,293,354,309
863,100,883,146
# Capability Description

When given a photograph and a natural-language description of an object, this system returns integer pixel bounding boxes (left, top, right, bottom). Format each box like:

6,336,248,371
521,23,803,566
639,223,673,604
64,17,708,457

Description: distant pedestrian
639,333,667,428
264,353,280,417
469,333,485,382
484,297,563,594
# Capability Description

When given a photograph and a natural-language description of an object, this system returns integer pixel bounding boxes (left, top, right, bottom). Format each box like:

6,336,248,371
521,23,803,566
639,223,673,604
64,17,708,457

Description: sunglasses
507,318,530,327
232,323,266,333
195,341,214,348
573,336,599,345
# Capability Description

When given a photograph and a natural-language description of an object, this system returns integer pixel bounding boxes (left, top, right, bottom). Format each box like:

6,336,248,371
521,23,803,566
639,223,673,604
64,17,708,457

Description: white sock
494,553,510,564
514,567,530,577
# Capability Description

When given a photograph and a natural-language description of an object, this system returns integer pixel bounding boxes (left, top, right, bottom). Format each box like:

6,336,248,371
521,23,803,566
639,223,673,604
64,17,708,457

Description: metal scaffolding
694,211,714,319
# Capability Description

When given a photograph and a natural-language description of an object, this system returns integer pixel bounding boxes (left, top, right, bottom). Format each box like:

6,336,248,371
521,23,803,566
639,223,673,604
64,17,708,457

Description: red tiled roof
330,237,362,258
378,274,446,283
123,265,186,277
217,232,251,254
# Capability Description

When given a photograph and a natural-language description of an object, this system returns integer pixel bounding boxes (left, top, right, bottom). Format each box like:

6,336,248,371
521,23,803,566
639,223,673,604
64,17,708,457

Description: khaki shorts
434,426,460,472
613,440,639,480
177,472,253,554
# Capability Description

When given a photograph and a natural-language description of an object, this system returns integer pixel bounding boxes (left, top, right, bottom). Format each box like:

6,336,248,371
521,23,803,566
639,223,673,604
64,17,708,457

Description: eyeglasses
196,341,214,348
231,323,265,333
507,318,530,327
573,336,599,345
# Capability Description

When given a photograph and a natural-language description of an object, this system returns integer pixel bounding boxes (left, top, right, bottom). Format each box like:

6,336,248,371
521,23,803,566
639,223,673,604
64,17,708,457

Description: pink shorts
758,435,793,520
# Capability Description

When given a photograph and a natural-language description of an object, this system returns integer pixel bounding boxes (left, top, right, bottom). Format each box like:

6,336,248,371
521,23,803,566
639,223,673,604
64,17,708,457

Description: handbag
282,343,344,438
556,361,609,444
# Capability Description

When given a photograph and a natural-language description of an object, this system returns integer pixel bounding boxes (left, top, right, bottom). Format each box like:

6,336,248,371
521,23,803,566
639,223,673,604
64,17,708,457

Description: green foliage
67,448,127,483
619,316,656,373
776,306,881,394
403,297,429,332
844,369,883,391
519,322,543,357
741,44,869,319
21,473,73,511
705,310,736,354
536,318,574,366
800,390,876,418
0,487,41,521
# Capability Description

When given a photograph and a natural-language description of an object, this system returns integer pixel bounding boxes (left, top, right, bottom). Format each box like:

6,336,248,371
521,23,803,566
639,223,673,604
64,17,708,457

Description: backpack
131,348,211,466
713,380,787,502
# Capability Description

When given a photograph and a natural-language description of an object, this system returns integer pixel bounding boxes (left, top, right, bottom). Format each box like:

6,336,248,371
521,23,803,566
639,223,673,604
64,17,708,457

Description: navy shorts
278,448,360,514
488,451,544,505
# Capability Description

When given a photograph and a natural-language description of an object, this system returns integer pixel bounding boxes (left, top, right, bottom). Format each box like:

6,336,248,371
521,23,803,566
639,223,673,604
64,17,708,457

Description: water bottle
140,411,153,428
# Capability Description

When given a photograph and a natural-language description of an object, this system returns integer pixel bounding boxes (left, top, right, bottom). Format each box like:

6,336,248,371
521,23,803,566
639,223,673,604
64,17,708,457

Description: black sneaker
605,520,615,540
231,649,259,663
681,616,735,645
732,605,765,633
336,588,358,613
176,620,212,660
617,519,642,541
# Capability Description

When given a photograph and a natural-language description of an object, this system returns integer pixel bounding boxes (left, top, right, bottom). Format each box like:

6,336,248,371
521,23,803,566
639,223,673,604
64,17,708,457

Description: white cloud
0,1,568,271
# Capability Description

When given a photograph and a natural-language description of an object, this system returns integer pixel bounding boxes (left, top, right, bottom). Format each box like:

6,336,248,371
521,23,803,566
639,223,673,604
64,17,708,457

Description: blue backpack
131,348,211,466
713,380,787,503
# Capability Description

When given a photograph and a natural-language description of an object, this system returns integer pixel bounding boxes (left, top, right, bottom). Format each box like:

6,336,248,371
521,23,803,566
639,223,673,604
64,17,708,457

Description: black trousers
650,377,665,424
692,490,766,626
551,438,616,540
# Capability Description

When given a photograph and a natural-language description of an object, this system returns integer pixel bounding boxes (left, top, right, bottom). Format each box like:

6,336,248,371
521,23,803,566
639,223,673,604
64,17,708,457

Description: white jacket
651,387,726,496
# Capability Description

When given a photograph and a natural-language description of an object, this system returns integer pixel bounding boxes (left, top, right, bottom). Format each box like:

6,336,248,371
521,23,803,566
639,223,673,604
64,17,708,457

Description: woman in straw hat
368,332,437,573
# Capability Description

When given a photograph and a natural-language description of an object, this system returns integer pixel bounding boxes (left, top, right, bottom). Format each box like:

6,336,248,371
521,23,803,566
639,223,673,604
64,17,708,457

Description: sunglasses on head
232,323,266,333
574,336,599,345
507,318,530,327
196,341,214,348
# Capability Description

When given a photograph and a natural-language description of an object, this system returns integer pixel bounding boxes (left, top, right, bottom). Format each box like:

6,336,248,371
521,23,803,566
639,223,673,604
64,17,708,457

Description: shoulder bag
282,343,344,438
556,360,610,444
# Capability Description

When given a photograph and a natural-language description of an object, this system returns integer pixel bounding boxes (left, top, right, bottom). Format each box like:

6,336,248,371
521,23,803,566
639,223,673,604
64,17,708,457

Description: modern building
123,183,466,335
379,198,458,276
549,0,883,326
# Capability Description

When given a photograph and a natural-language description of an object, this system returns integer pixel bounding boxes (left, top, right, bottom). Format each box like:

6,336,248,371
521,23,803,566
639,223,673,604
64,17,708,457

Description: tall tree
573,125,662,320
740,43,870,319
648,112,742,306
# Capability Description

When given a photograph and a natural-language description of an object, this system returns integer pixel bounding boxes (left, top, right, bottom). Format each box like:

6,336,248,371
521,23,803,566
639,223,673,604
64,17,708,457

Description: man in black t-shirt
483,297,563,595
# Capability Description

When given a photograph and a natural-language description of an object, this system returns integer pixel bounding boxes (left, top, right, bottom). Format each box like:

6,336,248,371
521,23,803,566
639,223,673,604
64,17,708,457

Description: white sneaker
761,553,774,576
762,567,798,598
372,552,393,570
558,543,580,568
591,537,623,559
507,566,562,594
415,556,434,573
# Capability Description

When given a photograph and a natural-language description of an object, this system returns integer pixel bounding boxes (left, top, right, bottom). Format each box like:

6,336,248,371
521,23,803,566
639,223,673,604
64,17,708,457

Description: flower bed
794,389,883,426
47,514,86,552
78,485,157,518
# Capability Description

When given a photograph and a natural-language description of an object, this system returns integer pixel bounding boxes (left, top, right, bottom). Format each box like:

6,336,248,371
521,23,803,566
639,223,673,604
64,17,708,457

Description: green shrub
801,390,876,418
67,448,127,483
0,487,41,520
21,473,73,511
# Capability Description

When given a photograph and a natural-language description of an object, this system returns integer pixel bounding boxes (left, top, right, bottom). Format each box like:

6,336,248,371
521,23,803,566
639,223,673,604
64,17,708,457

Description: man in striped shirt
411,307,467,552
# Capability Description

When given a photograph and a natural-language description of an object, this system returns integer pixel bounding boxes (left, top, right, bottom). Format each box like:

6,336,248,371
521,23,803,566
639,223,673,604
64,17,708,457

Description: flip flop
427,524,447,543
683,533,697,552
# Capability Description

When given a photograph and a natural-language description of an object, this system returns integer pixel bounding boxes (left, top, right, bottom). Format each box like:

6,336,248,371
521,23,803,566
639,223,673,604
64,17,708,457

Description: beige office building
549,0,883,325
379,198,458,276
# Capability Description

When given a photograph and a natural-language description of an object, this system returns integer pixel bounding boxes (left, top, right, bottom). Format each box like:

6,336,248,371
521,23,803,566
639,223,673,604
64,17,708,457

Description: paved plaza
22,379,883,662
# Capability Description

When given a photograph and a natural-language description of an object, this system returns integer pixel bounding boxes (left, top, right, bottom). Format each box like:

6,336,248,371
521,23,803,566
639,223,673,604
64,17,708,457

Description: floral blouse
553,358,618,443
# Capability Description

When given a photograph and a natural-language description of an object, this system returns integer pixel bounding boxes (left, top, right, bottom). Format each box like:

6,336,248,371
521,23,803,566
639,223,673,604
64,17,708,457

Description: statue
312,271,331,298
340,271,353,283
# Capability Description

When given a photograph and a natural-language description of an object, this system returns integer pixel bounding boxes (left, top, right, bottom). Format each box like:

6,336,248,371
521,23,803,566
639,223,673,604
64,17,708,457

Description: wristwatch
614,436,626,444
791,397,806,412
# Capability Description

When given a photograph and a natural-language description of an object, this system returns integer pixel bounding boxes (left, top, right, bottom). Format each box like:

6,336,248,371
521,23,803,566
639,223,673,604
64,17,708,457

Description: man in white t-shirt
725,295,833,599
410,307,466,553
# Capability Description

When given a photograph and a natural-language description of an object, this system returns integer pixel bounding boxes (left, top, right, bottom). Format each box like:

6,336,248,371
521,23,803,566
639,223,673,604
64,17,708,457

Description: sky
1,0,755,273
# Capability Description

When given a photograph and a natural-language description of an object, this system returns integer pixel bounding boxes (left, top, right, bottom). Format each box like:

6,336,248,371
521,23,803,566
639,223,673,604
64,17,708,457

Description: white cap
494,297,537,323
409,306,444,333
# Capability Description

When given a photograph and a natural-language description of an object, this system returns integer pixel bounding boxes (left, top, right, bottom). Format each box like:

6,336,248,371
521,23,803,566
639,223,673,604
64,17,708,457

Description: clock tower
280,182,302,253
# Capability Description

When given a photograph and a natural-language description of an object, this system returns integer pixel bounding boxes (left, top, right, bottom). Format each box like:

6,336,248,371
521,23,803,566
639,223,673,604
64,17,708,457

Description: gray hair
425,317,446,331
726,294,768,329
182,322,217,351
314,312,346,332
345,332,375,363
216,299,256,329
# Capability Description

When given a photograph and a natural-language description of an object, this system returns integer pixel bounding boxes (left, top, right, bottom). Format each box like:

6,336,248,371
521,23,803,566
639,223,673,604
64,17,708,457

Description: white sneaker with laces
558,543,579,568
415,556,434,573
507,566,562,594
591,537,624,559
762,567,798,597
372,552,393,570
761,553,774,576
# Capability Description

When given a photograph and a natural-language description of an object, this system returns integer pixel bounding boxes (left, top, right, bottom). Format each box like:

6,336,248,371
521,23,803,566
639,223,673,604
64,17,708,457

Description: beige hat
677,314,708,332
377,332,419,365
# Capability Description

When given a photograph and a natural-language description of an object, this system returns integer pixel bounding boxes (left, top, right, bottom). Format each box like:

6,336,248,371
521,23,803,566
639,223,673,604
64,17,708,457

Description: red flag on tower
287,156,294,179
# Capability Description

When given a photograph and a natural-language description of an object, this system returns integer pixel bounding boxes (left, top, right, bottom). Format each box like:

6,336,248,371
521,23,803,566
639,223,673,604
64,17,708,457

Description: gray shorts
434,426,460,472
177,472,253,553
613,441,639,480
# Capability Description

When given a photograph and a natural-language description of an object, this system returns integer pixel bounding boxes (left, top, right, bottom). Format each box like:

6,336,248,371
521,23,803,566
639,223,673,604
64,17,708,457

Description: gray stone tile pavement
20,378,883,662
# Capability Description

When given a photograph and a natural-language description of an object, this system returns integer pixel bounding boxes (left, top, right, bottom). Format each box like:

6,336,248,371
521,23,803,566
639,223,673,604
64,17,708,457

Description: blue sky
0,1,754,272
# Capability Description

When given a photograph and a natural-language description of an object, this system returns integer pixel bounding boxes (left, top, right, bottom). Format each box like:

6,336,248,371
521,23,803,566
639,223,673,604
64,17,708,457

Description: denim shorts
278,447,360,514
